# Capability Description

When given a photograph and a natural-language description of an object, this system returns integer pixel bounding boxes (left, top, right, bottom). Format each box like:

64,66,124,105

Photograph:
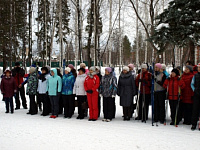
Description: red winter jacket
1,76,17,98
84,74,100,93
136,71,152,94
181,72,194,103
163,76,185,100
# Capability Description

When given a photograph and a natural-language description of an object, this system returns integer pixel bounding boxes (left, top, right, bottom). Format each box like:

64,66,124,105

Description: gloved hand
86,90,93,94
112,95,115,98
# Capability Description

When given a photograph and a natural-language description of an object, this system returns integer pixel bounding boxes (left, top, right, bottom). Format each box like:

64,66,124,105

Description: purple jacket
1,76,17,98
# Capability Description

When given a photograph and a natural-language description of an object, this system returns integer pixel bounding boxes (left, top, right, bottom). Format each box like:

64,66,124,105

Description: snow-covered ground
0,67,199,150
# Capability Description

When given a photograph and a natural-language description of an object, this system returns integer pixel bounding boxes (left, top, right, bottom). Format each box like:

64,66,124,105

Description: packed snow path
0,95,199,150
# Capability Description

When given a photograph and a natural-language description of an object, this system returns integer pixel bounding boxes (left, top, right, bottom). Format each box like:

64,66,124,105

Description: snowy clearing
0,93,199,150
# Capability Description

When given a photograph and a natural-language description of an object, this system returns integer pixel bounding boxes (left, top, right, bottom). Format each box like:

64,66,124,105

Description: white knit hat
141,64,147,69
123,66,129,72
89,66,96,72
80,63,86,68
29,67,36,74
65,67,71,72
161,64,166,70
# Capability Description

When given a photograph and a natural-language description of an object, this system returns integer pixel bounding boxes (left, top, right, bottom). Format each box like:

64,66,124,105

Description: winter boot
191,125,196,131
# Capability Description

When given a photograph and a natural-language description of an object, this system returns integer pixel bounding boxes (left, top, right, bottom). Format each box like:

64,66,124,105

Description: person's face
42,70,46,74
142,68,147,73
171,72,176,77
105,70,110,75
155,66,160,72
51,71,54,76
65,70,69,74
6,72,10,77
128,66,133,71
96,69,99,73
123,70,128,74
184,68,190,73
89,70,93,74
79,70,83,75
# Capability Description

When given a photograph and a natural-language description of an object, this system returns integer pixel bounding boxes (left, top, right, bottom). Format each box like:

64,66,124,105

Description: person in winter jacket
26,67,38,115
161,64,170,78
84,67,100,121
100,67,117,122
163,68,185,125
128,64,136,79
47,69,62,119
181,65,194,125
68,64,77,78
1,70,17,113
135,64,152,121
80,63,89,74
191,63,200,130
57,68,64,114
11,62,27,109
62,67,75,118
96,66,102,117
37,67,51,116
117,66,136,121
73,68,87,119
154,63,167,124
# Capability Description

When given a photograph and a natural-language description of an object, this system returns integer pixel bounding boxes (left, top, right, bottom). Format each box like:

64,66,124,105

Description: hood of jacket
120,71,132,78
51,69,58,78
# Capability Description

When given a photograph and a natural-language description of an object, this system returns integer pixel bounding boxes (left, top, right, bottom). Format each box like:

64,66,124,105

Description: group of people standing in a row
1,61,200,130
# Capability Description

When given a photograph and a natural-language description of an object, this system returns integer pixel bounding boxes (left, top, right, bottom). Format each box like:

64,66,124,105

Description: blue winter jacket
47,69,62,96
62,72,75,95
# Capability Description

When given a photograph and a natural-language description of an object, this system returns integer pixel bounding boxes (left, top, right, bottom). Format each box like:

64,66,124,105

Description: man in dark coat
117,66,136,121
11,62,27,109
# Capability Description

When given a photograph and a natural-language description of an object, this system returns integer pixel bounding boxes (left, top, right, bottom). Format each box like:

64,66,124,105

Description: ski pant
138,94,151,121
154,91,166,123
192,93,200,126
59,94,63,114
38,94,51,115
169,100,180,123
29,95,38,114
4,97,14,113
103,97,115,120
62,95,74,118
87,92,99,120
182,103,193,124
49,96,59,116
15,86,27,109
77,96,87,118
98,96,101,117
123,106,132,118
36,93,42,110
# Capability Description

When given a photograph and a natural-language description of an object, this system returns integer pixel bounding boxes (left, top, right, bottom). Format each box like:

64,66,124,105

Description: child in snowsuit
1,70,17,113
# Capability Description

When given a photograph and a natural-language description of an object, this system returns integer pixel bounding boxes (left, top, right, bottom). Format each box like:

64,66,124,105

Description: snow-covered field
0,67,199,150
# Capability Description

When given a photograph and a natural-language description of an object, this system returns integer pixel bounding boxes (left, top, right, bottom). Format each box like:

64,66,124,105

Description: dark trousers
113,101,116,119
138,94,151,121
182,103,193,124
49,96,59,116
62,95,74,117
103,97,115,120
77,96,87,118
98,96,101,117
29,95,38,114
15,86,27,108
37,93,42,110
5,97,14,113
38,94,51,115
123,106,132,118
154,91,166,123
169,100,180,123
192,93,200,126
59,95,63,114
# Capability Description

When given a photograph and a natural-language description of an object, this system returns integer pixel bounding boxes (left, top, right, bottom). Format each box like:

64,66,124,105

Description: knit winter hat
123,66,129,72
186,65,193,72
4,69,11,74
65,67,71,73
105,67,112,73
89,66,96,72
141,64,147,69
80,63,86,68
128,64,134,70
176,66,181,70
68,64,74,70
29,67,36,74
171,68,180,76
155,63,162,69
161,64,166,70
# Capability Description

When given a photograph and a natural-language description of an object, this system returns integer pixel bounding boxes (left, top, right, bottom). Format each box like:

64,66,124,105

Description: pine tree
122,35,131,64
